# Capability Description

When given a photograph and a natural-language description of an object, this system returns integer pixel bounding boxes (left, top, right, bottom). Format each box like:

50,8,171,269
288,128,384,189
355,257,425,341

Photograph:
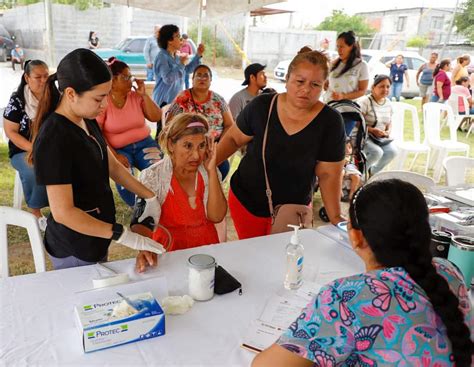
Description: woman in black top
30,48,164,270
216,51,346,239
3,60,54,229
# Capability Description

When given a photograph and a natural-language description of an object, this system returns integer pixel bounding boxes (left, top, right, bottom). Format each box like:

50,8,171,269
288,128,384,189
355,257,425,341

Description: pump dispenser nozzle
288,224,300,245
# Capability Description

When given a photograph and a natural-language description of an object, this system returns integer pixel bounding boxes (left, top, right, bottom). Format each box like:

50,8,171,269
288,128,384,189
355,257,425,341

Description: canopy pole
44,0,55,66
197,0,204,44
241,11,250,70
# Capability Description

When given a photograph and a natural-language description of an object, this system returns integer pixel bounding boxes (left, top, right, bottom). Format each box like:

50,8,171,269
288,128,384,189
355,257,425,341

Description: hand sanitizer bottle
284,224,304,290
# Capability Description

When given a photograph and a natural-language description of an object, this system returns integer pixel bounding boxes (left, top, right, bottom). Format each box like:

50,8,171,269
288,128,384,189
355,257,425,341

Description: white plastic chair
13,171,23,209
422,103,470,183
0,108,7,143
443,156,474,186
0,206,46,278
447,93,473,134
390,102,430,175
368,170,435,192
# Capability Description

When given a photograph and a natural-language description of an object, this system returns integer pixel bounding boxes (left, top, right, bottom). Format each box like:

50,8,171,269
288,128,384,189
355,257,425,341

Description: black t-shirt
3,92,32,158
230,93,345,217
33,113,116,262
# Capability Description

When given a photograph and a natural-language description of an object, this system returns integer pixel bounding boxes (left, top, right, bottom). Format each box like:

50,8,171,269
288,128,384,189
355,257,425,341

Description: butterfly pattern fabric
276,258,473,366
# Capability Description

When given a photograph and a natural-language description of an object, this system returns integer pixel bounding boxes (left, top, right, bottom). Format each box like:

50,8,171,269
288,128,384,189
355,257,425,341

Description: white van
361,50,427,99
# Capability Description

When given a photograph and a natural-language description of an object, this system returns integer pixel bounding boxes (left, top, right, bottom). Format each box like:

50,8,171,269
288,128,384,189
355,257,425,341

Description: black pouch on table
214,265,242,295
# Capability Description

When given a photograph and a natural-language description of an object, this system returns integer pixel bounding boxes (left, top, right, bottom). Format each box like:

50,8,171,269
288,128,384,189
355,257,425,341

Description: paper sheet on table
74,277,169,307
241,281,322,353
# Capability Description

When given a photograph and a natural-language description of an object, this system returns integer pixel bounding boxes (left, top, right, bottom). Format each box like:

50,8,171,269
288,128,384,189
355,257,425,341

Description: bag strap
262,93,278,217
368,95,378,127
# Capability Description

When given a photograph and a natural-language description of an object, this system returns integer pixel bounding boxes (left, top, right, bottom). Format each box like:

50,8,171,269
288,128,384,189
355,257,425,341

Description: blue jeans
218,159,230,180
430,95,448,103
146,67,154,81
364,139,398,175
116,136,162,206
389,82,403,101
49,253,107,270
10,152,48,209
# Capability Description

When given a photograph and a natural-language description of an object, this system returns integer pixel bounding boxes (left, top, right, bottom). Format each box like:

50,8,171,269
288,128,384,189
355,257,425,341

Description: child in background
341,140,362,202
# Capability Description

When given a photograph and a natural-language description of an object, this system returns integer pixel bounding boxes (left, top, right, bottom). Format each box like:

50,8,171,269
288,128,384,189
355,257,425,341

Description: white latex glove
138,195,160,226
116,227,165,254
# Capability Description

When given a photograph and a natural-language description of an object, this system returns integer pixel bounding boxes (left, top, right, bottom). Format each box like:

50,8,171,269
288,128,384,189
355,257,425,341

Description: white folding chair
0,108,7,143
447,93,473,136
368,170,435,192
13,171,23,209
0,206,46,278
443,156,474,186
390,102,430,174
422,103,470,183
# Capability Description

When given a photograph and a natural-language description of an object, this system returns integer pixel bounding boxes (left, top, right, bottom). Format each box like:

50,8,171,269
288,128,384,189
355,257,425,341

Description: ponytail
27,73,60,165
433,58,450,78
350,179,473,367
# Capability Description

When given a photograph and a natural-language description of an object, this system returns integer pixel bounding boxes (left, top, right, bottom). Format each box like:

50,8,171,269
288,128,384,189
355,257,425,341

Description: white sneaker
37,216,48,232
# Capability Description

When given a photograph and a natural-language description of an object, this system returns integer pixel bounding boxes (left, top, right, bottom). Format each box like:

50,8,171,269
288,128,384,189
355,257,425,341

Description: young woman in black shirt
30,48,163,270
217,50,346,239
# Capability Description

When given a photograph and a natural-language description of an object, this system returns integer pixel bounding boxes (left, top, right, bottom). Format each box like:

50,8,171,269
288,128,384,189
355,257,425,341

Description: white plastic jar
187,254,216,301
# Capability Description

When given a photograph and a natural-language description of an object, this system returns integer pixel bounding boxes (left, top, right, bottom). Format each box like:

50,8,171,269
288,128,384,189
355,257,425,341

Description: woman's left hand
203,135,217,173
331,92,344,101
133,78,146,96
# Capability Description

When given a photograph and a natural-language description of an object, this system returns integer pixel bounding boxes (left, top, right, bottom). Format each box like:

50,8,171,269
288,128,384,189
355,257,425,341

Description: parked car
94,36,148,76
0,35,15,62
273,50,338,81
361,50,427,99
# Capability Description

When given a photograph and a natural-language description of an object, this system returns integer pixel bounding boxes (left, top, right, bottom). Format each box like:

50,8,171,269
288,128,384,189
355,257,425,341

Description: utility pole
440,0,460,59
44,0,55,67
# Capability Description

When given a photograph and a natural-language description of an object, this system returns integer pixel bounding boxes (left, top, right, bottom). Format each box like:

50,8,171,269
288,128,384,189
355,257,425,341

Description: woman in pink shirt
430,59,452,103
451,76,474,114
97,57,163,206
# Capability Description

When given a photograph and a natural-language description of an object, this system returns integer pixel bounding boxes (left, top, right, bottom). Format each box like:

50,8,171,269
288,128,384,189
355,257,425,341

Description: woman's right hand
370,128,386,138
135,250,158,273
116,154,130,168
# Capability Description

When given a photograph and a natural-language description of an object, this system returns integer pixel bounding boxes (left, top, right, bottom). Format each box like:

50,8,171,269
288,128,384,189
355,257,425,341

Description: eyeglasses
119,74,134,81
194,73,211,80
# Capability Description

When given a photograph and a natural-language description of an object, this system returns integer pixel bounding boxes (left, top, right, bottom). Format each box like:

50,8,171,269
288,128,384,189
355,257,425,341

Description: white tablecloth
0,227,364,366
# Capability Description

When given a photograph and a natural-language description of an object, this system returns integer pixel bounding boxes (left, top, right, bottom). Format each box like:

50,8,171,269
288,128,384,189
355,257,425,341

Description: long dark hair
433,59,450,77
16,59,48,104
158,24,179,49
29,48,112,164
349,179,473,367
331,30,361,77
88,31,95,41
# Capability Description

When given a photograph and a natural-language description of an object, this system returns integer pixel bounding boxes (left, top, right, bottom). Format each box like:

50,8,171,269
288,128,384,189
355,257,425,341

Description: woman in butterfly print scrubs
253,179,473,367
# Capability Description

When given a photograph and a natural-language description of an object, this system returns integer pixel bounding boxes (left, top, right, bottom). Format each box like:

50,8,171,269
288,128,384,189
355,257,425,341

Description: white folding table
0,227,364,366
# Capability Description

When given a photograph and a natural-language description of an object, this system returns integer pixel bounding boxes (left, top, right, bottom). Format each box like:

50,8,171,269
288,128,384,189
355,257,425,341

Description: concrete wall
0,3,183,65
247,27,336,68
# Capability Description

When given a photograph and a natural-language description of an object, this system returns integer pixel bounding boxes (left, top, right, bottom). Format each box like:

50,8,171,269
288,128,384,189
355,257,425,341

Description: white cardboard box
75,291,165,353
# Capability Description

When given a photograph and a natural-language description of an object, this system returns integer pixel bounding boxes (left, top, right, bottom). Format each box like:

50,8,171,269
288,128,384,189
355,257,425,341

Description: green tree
406,36,429,48
455,0,474,42
316,10,375,37
188,25,227,60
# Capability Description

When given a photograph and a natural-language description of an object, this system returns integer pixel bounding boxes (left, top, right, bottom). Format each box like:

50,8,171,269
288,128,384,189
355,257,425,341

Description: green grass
1,98,472,275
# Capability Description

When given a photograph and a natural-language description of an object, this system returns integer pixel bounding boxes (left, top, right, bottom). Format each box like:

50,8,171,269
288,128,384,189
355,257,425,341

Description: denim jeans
49,253,107,270
389,82,403,101
146,67,154,81
430,95,447,103
364,139,398,175
184,72,191,89
116,136,162,206
218,159,230,180
10,152,48,209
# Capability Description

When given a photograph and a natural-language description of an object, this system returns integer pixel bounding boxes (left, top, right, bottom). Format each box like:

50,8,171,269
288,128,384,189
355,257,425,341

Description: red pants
229,188,272,240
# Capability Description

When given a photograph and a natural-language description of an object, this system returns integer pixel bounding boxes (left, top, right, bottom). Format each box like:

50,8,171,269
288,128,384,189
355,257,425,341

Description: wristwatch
111,223,124,240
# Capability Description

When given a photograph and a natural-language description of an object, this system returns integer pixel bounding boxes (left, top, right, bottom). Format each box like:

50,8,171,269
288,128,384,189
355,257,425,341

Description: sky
267,0,461,27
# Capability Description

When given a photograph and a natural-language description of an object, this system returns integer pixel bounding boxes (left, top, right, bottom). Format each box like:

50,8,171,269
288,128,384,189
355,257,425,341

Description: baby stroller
319,99,368,222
